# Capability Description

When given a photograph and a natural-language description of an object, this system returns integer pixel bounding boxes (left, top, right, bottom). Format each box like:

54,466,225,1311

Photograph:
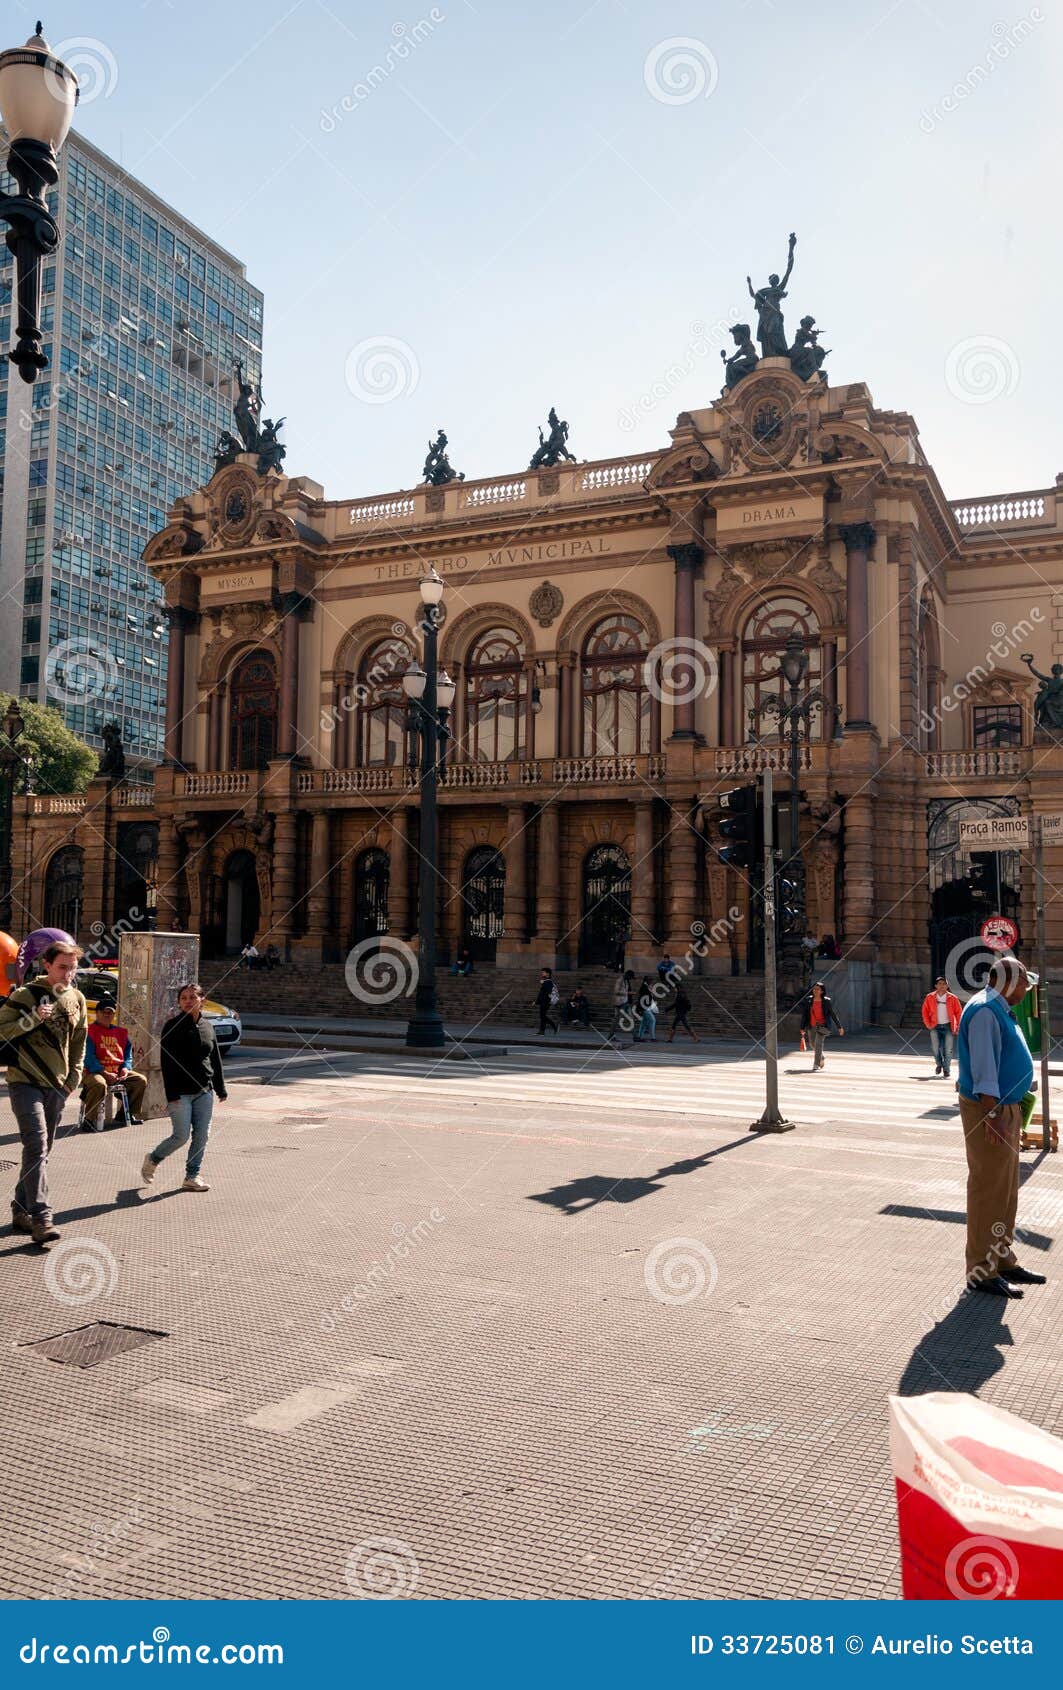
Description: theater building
15,353,1063,1019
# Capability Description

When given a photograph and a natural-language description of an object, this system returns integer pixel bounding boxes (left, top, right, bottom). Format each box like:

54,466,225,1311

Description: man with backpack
0,939,87,1246
535,967,560,1035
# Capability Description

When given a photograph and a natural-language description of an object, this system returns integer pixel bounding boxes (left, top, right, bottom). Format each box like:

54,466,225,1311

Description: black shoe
128,1116,144,1126
934,1064,942,1075
967,1274,1024,1299
1000,1265,1047,1285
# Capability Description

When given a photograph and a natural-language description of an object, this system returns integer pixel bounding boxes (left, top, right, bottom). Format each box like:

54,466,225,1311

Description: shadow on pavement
529,1135,758,1215
896,1296,1015,1397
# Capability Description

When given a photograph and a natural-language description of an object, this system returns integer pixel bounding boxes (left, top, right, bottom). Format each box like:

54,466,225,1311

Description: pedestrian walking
535,967,560,1035
956,954,1044,1298
140,983,227,1194
79,995,147,1130
799,981,844,1070
667,983,699,1043
611,969,634,1047
921,974,961,1077
633,976,654,1042
0,939,87,1246
637,988,659,1043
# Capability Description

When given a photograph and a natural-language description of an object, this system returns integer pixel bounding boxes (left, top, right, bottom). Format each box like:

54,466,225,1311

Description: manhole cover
21,1321,167,1369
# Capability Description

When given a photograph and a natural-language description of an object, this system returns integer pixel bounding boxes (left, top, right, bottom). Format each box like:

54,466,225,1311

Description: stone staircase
200,961,803,1042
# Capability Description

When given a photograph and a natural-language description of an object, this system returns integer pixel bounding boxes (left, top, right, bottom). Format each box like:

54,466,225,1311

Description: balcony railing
337,452,657,533
714,745,814,776
176,771,253,798
951,490,1055,531
114,784,154,807
294,752,669,796
31,795,85,815
924,749,1027,779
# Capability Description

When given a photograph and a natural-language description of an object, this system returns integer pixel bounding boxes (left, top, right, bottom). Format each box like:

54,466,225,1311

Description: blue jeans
638,1008,657,1041
930,1026,953,1073
150,1090,214,1177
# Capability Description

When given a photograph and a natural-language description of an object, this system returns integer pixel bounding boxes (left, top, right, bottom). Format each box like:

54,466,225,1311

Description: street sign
1039,812,1063,843
981,914,1019,952
958,816,1030,849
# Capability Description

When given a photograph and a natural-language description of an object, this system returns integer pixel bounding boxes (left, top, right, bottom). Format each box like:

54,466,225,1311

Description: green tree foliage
0,694,98,795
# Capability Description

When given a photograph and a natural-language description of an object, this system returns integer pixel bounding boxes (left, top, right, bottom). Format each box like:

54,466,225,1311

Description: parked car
73,967,242,1050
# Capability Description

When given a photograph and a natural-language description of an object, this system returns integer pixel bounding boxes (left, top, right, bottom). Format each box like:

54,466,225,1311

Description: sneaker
181,1176,210,1193
31,1219,60,1245
11,1209,33,1235
140,1154,157,1186
128,1116,144,1126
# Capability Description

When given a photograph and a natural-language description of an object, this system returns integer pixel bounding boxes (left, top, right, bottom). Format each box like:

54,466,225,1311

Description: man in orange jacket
921,974,962,1077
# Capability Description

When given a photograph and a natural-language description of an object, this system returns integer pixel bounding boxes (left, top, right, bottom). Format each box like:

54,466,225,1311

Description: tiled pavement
1,1042,1060,1601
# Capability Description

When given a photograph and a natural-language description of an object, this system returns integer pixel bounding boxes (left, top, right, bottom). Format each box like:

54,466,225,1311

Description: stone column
163,608,193,767
628,800,656,967
499,803,527,957
535,799,561,963
524,660,536,760
389,806,410,940
271,810,299,956
666,542,704,741
842,792,876,960
822,640,837,734
276,592,304,759
155,818,182,931
840,523,876,732
665,797,698,952
332,673,352,768
304,810,331,959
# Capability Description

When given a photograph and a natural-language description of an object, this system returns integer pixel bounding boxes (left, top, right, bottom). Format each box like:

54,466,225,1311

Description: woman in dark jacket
139,983,227,1192
799,981,845,1071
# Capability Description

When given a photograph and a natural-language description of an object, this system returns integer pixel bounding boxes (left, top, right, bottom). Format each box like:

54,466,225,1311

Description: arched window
464,626,527,763
44,845,84,938
581,613,649,756
228,652,278,770
741,596,822,740
114,821,158,930
356,636,413,767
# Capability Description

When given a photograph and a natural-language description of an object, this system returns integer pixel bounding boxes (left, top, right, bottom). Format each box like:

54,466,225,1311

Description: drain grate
22,1321,167,1369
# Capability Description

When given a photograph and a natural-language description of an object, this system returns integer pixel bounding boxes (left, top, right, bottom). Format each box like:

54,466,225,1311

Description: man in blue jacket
956,954,1044,1298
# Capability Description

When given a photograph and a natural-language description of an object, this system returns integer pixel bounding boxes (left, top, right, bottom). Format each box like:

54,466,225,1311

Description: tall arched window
581,613,649,755
356,636,413,767
741,596,822,741
464,626,527,763
44,845,84,938
228,651,278,770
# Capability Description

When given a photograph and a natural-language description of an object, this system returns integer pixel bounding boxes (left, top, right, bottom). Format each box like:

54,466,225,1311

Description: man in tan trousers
955,955,1044,1299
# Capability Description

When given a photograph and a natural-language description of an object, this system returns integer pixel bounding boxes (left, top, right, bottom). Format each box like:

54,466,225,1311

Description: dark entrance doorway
580,843,632,967
353,847,390,946
114,822,158,932
461,846,505,962
928,797,1022,987
222,850,260,953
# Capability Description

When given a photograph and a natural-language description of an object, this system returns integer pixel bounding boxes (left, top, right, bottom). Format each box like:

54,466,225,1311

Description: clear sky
43,0,1061,502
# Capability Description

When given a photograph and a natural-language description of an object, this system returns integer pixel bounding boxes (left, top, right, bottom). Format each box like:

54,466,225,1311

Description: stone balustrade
924,749,1027,778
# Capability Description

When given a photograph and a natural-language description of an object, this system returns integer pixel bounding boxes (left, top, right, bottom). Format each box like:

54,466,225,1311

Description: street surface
1,1036,1060,1600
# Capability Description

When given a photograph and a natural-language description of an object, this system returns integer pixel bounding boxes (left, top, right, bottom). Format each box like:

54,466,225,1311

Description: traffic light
716,784,759,870
776,870,801,934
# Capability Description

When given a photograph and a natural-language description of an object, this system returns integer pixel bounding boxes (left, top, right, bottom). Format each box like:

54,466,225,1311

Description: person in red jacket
80,997,147,1129
921,974,962,1077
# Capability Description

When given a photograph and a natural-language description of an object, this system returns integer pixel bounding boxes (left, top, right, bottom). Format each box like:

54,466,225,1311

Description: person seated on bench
450,948,474,977
563,987,591,1028
80,997,147,1130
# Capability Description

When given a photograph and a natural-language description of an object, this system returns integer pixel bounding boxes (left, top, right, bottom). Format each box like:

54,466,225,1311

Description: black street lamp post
0,699,33,931
403,569,455,1050
756,633,839,966
0,25,79,383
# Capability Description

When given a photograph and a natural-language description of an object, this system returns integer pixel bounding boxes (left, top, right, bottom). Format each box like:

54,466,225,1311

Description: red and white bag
889,1392,1063,1599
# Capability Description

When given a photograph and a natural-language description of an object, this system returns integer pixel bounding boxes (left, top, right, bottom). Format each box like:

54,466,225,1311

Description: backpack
549,983,560,1007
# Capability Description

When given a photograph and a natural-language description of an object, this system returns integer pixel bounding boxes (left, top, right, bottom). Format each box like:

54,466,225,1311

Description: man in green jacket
0,940,87,1247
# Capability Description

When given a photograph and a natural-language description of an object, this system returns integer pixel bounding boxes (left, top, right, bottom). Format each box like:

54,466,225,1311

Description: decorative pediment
717,367,816,475
143,524,204,564
646,442,719,491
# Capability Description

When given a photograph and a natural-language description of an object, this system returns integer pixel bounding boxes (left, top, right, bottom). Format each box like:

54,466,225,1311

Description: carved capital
839,521,877,554
667,542,704,573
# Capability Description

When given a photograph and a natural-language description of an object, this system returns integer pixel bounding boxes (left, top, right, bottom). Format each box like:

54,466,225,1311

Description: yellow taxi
75,966,242,1050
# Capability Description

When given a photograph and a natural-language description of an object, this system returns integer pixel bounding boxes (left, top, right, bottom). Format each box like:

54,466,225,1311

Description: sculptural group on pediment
720,233,830,392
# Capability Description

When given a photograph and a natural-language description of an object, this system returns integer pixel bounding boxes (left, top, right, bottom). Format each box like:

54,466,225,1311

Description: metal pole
1034,816,1055,1149
406,612,445,1049
752,764,795,1133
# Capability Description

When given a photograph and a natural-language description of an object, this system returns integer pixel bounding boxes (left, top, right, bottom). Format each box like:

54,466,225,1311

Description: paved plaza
1,1038,1061,1601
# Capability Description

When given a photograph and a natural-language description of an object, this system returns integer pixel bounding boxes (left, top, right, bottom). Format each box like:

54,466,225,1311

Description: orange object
799,1031,807,1052
0,931,18,998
